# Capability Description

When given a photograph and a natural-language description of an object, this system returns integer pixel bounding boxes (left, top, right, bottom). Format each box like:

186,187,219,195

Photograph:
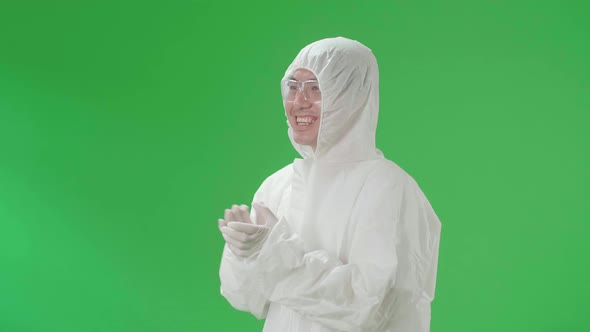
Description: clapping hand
218,202,278,258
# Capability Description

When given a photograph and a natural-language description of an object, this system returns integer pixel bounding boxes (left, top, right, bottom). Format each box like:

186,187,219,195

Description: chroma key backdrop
1,1,588,331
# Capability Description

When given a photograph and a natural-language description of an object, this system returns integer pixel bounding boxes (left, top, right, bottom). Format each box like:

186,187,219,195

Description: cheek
313,106,321,134
313,105,322,119
285,103,293,115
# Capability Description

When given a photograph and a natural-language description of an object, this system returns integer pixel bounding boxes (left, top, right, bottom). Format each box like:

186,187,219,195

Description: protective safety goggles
281,79,321,103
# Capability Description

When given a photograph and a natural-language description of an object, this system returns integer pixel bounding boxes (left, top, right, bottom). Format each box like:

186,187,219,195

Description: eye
287,81,298,90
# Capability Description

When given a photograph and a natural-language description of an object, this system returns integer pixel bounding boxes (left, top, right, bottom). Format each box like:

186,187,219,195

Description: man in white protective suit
217,37,442,332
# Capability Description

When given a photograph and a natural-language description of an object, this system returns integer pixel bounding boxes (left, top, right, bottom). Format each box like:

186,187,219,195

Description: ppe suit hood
283,37,381,162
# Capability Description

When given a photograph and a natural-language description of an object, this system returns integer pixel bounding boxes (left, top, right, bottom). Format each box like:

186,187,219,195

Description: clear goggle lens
282,79,321,102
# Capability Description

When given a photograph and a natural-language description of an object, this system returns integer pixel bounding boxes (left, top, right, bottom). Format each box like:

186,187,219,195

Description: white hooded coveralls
219,37,442,332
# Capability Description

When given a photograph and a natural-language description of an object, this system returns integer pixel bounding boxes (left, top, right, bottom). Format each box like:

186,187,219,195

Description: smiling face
284,69,321,151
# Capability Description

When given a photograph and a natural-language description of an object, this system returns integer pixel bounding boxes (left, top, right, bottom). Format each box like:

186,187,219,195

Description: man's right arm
218,163,293,318
219,243,269,319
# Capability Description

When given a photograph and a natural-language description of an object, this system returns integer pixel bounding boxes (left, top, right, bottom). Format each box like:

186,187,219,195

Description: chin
294,137,312,146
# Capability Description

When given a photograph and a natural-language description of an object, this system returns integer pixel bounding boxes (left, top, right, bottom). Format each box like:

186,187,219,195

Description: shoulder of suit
256,163,294,192
366,158,412,185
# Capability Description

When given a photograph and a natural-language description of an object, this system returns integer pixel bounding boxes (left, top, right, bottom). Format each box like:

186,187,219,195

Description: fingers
221,227,257,251
220,204,251,237
252,202,264,225
224,204,252,223
252,201,267,209
221,225,249,243
218,218,227,231
252,202,267,215
222,232,245,249
224,209,235,223
227,221,261,235
220,204,258,258
238,204,251,223
230,204,250,223
253,201,279,227
221,222,267,252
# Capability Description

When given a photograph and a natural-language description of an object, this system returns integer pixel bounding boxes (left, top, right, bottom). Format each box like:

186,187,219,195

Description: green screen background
1,1,588,331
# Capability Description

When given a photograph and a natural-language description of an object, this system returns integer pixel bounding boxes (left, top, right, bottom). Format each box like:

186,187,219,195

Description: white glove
219,202,278,258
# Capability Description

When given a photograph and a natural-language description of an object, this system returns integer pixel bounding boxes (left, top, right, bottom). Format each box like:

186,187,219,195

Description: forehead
291,68,317,81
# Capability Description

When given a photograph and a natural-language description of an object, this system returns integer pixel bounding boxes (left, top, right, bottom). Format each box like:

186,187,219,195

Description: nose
293,89,311,107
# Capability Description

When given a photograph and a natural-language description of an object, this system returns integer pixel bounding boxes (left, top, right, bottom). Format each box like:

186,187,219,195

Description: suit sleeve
218,193,270,319
218,165,294,319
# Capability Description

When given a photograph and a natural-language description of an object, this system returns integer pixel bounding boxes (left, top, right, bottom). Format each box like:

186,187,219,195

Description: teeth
296,117,314,124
